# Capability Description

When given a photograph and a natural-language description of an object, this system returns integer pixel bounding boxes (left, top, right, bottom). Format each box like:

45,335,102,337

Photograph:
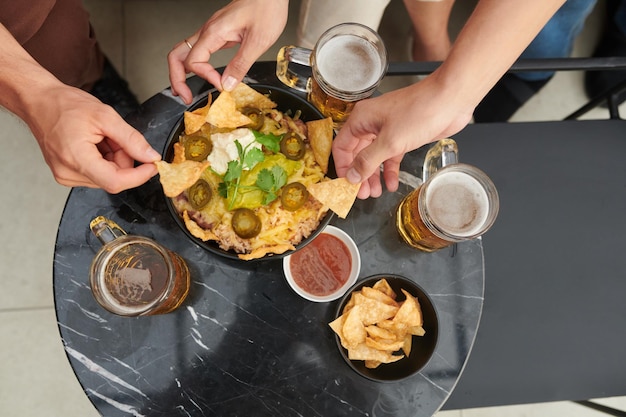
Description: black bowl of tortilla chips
159,83,359,261
330,274,439,382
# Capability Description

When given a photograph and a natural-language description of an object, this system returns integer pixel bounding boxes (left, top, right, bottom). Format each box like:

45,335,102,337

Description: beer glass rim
311,22,389,100
418,163,499,242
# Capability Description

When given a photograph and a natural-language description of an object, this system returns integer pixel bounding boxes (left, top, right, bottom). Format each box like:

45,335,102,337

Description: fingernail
222,76,238,91
147,148,161,161
346,168,361,184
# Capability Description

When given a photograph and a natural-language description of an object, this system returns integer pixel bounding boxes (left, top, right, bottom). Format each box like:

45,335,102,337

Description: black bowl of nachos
157,83,359,261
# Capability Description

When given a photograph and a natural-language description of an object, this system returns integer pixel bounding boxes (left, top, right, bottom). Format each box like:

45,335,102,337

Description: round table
53,62,485,417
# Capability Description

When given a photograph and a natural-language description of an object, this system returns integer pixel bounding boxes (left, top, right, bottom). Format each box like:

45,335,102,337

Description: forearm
0,24,62,123
432,0,566,109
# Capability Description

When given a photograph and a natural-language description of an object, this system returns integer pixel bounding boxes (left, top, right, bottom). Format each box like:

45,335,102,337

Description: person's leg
297,0,391,48
474,0,597,122
21,0,104,90
4,0,139,116
403,0,455,61
517,0,597,82
584,0,626,104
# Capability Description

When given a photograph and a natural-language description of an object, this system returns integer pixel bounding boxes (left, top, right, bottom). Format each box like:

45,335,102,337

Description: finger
98,112,161,164
382,157,402,193
219,40,265,91
347,130,402,187
332,127,375,179
184,36,230,90
366,169,383,198
167,42,194,104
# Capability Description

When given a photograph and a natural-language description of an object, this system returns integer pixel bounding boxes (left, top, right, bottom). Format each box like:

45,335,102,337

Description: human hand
168,0,289,104
332,75,474,199
26,85,161,193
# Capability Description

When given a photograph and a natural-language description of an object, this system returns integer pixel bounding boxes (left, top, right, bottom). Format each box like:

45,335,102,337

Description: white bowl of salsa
283,225,360,302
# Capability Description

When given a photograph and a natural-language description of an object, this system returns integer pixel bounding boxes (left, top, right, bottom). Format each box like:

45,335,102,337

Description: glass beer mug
89,216,190,316
276,22,388,126
396,139,500,252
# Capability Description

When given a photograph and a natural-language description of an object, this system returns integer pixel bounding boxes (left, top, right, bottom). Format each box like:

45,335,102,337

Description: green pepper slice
280,182,309,211
242,107,265,131
183,134,212,161
231,208,262,239
280,132,305,160
188,179,212,210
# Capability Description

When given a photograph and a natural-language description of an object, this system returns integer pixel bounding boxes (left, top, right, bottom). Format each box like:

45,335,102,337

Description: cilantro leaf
271,165,288,190
243,147,264,170
256,168,275,192
254,131,281,153
223,160,241,182
217,181,228,199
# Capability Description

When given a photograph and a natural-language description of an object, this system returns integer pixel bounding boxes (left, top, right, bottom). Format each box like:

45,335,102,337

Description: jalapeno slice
280,132,305,160
183,134,212,161
242,107,265,131
188,179,212,210
280,182,309,211
231,208,262,239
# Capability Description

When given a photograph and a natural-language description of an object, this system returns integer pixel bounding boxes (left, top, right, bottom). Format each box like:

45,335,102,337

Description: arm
0,24,161,193
332,0,566,199
167,0,289,104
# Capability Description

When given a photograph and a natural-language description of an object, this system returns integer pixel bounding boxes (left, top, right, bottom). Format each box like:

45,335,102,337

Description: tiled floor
1,1,625,416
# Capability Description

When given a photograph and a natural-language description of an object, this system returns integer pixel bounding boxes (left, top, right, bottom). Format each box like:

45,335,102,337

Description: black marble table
53,62,484,417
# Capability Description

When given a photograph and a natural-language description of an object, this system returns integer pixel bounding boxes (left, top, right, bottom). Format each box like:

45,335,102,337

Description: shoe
473,73,551,123
584,1,626,106
89,58,140,118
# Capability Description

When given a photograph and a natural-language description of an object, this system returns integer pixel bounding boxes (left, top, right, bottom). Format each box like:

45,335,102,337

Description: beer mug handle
422,138,459,182
90,216,127,246
276,45,313,92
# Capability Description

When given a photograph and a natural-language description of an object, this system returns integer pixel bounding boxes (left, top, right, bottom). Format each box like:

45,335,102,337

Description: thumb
101,115,161,163
345,136,394,185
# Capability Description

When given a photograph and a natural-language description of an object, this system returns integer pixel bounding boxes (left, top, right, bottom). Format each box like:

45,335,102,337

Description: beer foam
316,35,383,92
426,171,489,237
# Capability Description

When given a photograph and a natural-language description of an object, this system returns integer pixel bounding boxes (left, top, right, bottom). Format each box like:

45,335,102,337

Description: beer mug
89,216,190,316
396,139,500,252
276,22,388,126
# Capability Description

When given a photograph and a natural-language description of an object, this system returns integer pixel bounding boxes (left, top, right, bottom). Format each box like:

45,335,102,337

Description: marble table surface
53,62,485,417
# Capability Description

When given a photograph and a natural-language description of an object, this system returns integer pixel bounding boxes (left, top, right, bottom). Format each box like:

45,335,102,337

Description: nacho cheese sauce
290,233,352,296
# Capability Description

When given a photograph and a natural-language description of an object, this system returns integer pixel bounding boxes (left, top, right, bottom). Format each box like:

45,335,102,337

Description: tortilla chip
372,278,396,300
230,83,277,110
361,286,399,307
172,142,186,164
365,336,405,352
184,98,212,135
183,211,219,241
393,289,424,327
347,343,404,364
365,325,397,341
307,117,333,174
238,243,295,261
352,293,399,325
155,160,209,197
342,305,367,349
207,91,252,128
307,178,360,219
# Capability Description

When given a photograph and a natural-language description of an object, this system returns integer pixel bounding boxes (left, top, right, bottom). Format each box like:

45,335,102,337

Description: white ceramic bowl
283,225,360,302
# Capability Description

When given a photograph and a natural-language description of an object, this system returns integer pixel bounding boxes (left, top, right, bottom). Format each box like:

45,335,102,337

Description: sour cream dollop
207,128,260,175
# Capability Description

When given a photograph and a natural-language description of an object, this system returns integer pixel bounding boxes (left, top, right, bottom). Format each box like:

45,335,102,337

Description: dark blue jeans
517,0,598,81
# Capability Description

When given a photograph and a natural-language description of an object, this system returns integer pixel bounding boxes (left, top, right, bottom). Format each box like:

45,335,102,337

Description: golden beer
310,33,386,125
396,185,452,252
308,76,356,124
89,217,190,316
396,165,498,252
276,23,388,126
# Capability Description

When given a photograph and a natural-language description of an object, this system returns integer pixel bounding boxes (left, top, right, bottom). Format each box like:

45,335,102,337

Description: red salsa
290,233,352,296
